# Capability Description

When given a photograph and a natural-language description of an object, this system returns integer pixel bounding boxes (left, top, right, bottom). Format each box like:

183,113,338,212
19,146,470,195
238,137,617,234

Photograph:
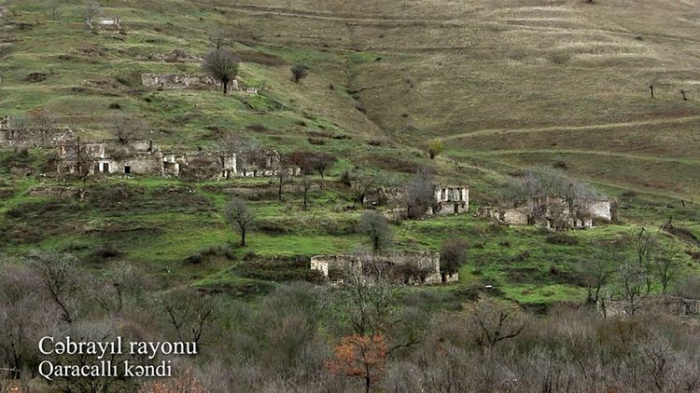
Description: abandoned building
371,184,470,219
57,139,163,176
55,137,294,180
0,117,74,147
85,17,121,30
433,185,469,215
310,252,459,286
481,196,616,230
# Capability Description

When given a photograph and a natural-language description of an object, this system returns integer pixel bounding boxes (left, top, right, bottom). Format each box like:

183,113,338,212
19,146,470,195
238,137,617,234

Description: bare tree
277,165,290,201
581,251,616,308
335,258,397,336
358,211,393,253
654,245,680,294
28,108,57,143
618,260,649,316
0,265,55,379
112,115,146,144
633,228,657,294
404,168,435,219
470,298,525,354
162,290,216,346
202,48,240,95
209,33,230,49
301,175,313,211
310,152,337,182
6,114,29,139
225,197,256,246
48,0,62,19
85,0,100,23
348,170,388,207
28,251,78,324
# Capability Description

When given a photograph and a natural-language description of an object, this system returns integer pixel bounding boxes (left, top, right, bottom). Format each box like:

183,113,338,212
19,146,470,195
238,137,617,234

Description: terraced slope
221,0,700,199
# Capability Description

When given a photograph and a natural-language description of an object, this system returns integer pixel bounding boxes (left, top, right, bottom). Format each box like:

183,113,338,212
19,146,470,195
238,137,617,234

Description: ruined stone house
0,117,74,147
55,138,294,180
371,184,469,219
433,185,469,215
141,74,257,94
141,74,218,90
57,139,162,176
481,196,616,230
310,252,459,286
85,17,121,30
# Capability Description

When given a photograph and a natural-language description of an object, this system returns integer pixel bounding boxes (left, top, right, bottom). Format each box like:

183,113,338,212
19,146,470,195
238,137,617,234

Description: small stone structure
369,185,469,218
481,196,616,230
601,295,700,317
0,117,74,147
86,17,121,30
57,139,163,176
310,252,459,286
141,74,218,90
140,74,257,95
433,185,469,215
54,138,294,180
147,49,201,63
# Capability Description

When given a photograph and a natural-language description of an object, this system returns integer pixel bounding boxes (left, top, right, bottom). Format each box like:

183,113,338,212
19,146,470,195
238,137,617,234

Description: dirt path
471,149,700,165
442,115,700,141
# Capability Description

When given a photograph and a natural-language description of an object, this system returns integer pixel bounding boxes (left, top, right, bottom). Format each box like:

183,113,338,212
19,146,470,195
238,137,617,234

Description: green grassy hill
1,0,700,307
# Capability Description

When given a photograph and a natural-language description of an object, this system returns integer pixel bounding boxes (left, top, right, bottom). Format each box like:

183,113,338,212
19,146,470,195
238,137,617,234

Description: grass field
1,0,700,308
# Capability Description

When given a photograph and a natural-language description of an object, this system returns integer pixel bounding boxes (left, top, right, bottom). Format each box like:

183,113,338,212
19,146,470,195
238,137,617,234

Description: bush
440,238,468,274
674,275,700,299
84,244,123,265
184,246,235,265
291,63,309,83
545,233,579,246
307,137,325,145
246,123,269,132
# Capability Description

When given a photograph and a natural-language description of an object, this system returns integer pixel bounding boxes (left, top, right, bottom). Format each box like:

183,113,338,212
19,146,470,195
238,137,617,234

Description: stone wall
0,119,74,148
481,196,615,230
86,17,121,30
52,136,294,180
589,200,612,221
310,252,457,286
602,295,700,317
141,74,218,90
57,140,164,176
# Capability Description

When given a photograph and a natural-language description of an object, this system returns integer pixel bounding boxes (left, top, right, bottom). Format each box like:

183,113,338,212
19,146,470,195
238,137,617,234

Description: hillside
4,1,700,392
1,0,700,303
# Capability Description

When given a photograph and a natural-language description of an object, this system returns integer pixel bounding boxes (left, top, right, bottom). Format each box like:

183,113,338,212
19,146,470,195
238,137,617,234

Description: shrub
674,275,700,299
427,139,443,159
291,63,309,83
307,137,325,146
440,238,469,274
84,244,123,265
184,246,235,265
545,233,579,246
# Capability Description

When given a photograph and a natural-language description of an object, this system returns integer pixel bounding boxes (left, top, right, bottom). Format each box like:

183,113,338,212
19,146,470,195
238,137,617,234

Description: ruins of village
0,113,617,286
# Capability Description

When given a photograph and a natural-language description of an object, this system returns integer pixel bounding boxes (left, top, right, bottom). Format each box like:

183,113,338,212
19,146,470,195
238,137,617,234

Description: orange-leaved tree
326,334,387,393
